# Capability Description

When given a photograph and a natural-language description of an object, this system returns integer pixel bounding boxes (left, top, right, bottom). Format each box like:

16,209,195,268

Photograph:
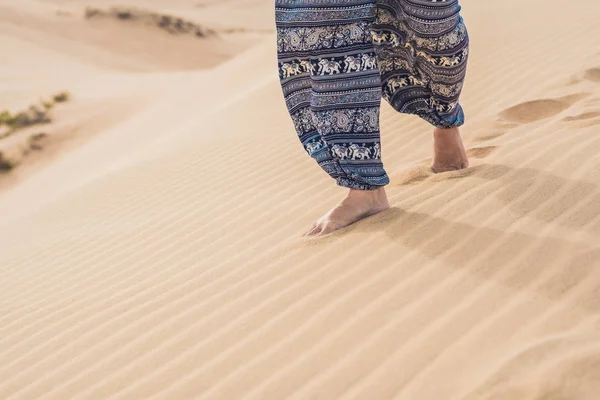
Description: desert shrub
29,132,47,150
159,15,171,27
83,7,215,38
84,7,101,18
10,112,30,127
0,110,13,126
53,92,70,103
115,10,135,20
42,100,55,110
0,92,67,133
0,153,15,170
0,106,50,130
29,132,47,141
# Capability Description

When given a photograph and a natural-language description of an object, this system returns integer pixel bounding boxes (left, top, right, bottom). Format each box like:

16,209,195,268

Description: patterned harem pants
276,0,469,190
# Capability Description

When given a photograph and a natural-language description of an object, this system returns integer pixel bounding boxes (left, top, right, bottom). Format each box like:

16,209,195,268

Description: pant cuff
422,109,465,130
336,177,385,191
433,120,465,129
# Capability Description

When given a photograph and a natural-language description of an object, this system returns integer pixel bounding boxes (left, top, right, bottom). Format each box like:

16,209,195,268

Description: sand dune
0,0,270,187
0,3,258,73
1,0,600,398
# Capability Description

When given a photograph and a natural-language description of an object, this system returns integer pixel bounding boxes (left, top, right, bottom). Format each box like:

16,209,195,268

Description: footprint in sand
470,118,521,142
473,124,517,142
392,166,433,186
467,146,498,159
562,111,600,122
499,93,589,124
567,67,600,86
584,67,600,83
561,69,600,124
476,89,593,142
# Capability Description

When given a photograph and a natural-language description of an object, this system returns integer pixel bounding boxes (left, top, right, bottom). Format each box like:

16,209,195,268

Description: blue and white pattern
276,0,469,190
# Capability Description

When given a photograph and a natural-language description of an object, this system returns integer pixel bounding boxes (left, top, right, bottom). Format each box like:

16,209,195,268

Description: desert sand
1,0,600,398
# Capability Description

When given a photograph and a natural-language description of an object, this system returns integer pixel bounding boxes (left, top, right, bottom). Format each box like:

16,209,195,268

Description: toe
306,223,323,237
304,222,317,237
309,227,323,237
317,221,341,237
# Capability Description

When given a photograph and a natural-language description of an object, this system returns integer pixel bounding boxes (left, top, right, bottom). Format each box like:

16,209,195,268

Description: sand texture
1,0,600,398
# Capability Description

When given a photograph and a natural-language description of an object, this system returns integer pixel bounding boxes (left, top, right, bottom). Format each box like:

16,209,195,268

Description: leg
372,0,470,171
276,1,390,236
432,126,469,172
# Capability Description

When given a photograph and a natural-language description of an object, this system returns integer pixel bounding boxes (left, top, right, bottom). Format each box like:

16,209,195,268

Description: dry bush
0,110,13,126
84,7,215,38
84,7,101,18
0,92,68,172
0,91,70,136
0,153,14,170
53,92,70,103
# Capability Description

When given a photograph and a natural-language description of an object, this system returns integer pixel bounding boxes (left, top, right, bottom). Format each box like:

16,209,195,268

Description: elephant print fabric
276,0,469,190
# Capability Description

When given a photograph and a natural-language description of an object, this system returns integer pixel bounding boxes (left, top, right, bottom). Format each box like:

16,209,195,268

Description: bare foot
305,188,390,237
432,127,469,173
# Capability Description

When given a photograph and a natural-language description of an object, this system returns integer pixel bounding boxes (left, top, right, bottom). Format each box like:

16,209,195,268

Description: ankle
434,127,459,137
348,187,387,204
